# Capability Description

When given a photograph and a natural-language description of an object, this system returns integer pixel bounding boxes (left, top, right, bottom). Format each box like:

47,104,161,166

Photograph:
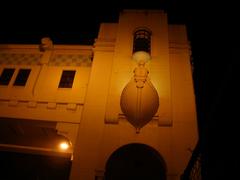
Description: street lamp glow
59,142,69,150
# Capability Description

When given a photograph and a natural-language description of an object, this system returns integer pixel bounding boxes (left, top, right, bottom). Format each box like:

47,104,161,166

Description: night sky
0,0,198,44
0,0,239,179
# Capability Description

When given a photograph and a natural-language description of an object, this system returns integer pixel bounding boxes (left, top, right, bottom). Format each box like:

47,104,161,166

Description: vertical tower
70,10,198,180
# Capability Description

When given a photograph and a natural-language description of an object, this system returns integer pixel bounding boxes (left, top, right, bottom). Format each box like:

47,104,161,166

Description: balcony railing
181,141,201,180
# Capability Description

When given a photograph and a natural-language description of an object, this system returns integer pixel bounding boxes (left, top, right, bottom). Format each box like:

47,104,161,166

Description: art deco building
0,10,198,180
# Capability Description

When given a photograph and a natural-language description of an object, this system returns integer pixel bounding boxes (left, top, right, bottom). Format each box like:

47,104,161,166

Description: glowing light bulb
59,142,69,150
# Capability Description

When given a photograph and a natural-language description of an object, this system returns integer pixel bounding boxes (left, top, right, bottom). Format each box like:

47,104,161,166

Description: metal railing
181,141,202,180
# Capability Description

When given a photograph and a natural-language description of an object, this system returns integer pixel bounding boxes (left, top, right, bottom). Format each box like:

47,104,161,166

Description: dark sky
0,0,198,44
0,0,238,45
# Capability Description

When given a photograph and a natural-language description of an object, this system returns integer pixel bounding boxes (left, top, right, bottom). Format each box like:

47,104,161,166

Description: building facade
0,10,198,180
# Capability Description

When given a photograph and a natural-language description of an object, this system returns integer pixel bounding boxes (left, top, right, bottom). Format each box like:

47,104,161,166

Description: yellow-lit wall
70,10,198,180
0,45,92,147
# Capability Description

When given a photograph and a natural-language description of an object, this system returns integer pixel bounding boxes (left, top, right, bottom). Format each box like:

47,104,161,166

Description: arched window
133,28,152,54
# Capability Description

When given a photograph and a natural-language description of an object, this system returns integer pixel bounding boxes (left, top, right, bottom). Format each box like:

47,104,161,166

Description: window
13,69,31,86
0,68,15,85
58,70,76,88
133,28,152,54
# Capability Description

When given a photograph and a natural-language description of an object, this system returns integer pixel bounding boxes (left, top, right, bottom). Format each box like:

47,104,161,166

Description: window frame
58,70,76,88
0,68,15,86
13,69,31,86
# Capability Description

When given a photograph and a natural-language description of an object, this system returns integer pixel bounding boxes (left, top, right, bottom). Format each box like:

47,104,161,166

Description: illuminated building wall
0,10,198,180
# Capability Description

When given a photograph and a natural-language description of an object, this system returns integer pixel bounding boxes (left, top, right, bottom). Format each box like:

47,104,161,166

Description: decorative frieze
49,54,92,66
0,53,42,65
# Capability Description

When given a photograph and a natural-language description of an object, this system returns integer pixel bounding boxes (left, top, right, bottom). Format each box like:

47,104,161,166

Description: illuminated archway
105,143,166,180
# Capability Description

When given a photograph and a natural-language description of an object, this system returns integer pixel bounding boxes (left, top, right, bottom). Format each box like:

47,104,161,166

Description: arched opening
105,143,166,180
0,118,72,180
